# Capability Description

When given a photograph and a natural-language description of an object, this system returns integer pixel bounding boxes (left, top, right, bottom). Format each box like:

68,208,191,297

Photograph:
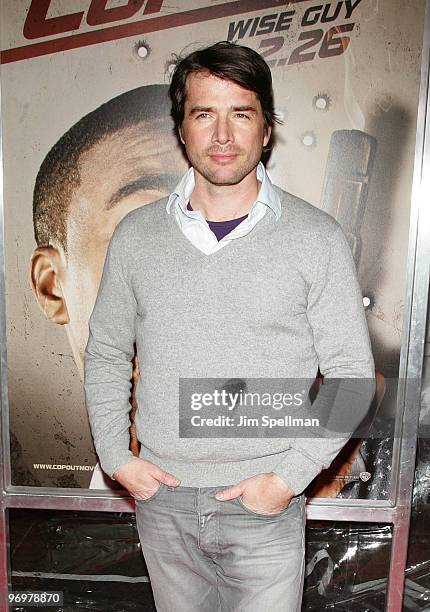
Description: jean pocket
138,482,165,504
236,495,299,518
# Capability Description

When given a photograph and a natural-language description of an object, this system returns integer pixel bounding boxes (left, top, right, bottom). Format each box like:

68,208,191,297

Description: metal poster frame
1,3,430,610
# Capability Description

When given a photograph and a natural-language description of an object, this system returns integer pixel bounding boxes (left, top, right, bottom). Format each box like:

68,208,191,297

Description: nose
212,116,233,145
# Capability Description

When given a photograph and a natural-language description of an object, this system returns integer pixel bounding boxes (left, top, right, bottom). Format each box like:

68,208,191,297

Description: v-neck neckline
165,203,279,265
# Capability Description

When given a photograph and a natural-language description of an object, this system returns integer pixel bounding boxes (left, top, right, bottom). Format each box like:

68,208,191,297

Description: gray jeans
135,484,306,612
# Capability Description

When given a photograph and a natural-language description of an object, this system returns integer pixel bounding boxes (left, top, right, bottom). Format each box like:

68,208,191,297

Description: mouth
209,153,238,164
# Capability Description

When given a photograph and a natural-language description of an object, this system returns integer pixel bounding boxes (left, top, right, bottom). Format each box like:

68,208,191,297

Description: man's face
179,72,271,188
30,119,188,378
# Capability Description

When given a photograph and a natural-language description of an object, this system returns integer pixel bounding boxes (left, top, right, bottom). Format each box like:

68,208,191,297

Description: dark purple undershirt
187,202,248,241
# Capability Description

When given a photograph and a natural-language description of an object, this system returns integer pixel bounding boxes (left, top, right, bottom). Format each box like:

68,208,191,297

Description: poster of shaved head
0,0,425,492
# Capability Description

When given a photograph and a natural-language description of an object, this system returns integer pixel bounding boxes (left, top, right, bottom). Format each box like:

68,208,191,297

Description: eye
234,113,250,119
196,112,211,119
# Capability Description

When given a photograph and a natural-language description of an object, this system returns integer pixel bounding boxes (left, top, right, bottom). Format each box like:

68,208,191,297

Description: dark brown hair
168,41,280,132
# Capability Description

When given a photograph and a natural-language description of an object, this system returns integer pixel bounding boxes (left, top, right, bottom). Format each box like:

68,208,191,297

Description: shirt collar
166,161,281,220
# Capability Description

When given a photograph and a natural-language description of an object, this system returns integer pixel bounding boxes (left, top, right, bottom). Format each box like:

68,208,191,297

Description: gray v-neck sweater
84,187,375,495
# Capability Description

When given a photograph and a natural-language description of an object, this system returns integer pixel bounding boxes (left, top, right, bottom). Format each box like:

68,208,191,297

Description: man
84,42,375,610
29,84,187,487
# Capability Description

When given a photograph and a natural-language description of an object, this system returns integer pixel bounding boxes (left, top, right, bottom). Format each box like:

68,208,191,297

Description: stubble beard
191,149,262,187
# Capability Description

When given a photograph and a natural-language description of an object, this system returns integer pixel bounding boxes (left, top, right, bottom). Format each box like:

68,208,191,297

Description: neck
189,168,260,221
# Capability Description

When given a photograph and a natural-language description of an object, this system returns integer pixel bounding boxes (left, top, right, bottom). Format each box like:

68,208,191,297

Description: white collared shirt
166,162,282,255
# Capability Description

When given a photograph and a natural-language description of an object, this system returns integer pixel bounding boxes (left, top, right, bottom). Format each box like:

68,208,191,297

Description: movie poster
0,0,425,491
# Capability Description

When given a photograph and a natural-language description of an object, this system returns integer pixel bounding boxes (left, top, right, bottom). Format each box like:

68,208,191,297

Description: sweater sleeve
84,224,137,479
272,222,376,495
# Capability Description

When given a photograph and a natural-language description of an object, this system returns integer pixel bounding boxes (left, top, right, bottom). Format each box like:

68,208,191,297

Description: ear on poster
29,247,70,325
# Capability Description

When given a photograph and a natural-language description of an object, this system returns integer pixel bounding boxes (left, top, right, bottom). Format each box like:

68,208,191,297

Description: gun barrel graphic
320,130,377,268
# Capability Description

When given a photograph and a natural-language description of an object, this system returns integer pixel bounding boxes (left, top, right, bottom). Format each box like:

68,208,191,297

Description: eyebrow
189,105,258,115
106,173,182,210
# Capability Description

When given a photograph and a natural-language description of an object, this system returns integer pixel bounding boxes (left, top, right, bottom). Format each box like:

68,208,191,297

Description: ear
178,126,185,145
29,247,70,325
263,125,272,148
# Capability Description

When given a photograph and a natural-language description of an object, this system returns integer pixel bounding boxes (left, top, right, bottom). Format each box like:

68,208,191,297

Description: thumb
215,484,244,501
156,469,181,487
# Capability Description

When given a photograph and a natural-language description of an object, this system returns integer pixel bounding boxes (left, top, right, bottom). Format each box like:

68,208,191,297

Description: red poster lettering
87,1,146,27
143,0,164,14
7,0,296,64
288,29,324,64
319,23,354,58
23,0,84,40
23,0,164,40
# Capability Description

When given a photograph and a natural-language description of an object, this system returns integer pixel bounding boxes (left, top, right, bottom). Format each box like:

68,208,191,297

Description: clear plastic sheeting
10,510,155,612
10,577,156,612
303,522,392,610
404,438,430,612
